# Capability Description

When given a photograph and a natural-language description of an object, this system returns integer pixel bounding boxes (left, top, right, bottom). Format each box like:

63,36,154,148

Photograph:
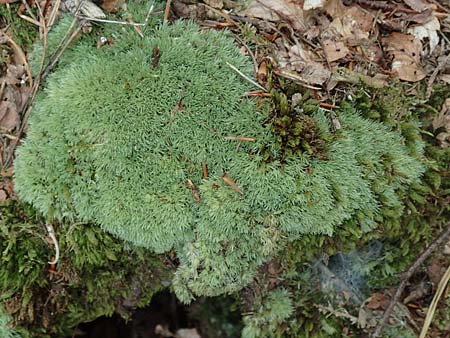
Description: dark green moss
0,200,172,338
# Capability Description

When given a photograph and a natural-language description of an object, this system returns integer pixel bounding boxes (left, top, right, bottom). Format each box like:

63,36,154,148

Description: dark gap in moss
71,290,242,338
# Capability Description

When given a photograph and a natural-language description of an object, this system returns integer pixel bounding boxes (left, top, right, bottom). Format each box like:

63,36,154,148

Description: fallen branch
372,222,450,338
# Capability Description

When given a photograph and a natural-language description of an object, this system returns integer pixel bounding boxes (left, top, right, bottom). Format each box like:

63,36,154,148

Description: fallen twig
372,222,450,338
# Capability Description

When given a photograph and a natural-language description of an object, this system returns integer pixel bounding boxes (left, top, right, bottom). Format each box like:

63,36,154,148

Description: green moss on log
14,15,425,304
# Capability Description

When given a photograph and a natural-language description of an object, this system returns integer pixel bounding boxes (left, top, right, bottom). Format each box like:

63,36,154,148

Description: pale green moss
14,17,425,303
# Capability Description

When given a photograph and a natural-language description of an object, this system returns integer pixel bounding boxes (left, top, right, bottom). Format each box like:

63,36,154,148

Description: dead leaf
440,74,450,84
204,0,224,9
427,262,447,287
0,189,7,202
382,32,426,82
99,0,125,13
407,16,440,54
239,0,306,32
403,0,430,12
0,167,13,177
325,6,374,46
275,44,331,85
323,0,346,17
75,0,106,18
366,292,390,310
304,0,326,11
176,328,202,338
323,39,349,62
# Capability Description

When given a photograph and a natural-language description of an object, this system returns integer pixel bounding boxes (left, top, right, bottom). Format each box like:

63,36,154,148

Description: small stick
202,160,208,179
226,62,268,92
45,224,60,265
225,136,256,142
372,222,450,338
163,0,172,22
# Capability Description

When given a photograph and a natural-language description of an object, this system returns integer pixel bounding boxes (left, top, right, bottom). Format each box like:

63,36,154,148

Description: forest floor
1,0,450,337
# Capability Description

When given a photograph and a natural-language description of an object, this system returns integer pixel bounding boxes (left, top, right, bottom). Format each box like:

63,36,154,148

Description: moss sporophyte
14,19,425,303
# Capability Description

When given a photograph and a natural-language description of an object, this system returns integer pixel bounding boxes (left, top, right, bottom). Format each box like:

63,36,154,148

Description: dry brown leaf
407,16,440,54
323,39,349,62
275,44,330,85
366,292,390,310
303,0,326,11
427,262,447,287
403,0,430,12
382,32,426,82
5,64,25,85
325,6,374,46
204,0,224,9
440,74,450,84
323,0,346,17
0,190,7,202
239,0,306,32
0,86,19,131
99,0,125,13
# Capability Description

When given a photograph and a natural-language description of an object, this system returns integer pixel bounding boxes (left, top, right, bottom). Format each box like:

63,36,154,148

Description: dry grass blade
226,62,267,92
419,263,450,338
225,136,256,142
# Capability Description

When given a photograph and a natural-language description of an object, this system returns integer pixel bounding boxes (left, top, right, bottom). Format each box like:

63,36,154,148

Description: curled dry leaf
303,0,326,11
275,44,330,85
382,32,426,82
0,86,20,131
323,39,349,62
0,189,7,202
366,292,390,310
239,0,306,32
403,0,430,12
204,0,224,9
407,16,440,54
99,0,125,13
74,0,106,18
325,6,374,46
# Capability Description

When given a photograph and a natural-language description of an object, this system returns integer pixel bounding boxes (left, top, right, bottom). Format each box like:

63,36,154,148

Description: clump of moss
0,4,37,50
0,200,171,338
239,83,450,338
14,12,425,305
